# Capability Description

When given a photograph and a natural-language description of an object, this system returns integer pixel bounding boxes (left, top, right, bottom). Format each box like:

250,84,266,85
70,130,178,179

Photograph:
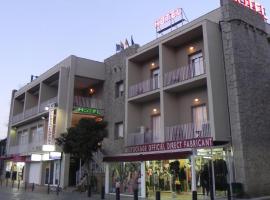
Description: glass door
192,105,207,137
189,52,204,76
151,68,160,89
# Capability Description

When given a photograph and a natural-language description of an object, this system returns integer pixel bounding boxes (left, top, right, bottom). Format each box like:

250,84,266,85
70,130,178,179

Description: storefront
104,146,233,200
5,155,27,182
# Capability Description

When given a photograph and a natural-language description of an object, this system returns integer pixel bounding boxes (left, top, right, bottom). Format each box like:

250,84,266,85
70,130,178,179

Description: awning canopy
103,150,192,162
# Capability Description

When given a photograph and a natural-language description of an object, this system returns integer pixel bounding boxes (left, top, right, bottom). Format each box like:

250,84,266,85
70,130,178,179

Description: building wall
221,0,270,196
103,45,139,155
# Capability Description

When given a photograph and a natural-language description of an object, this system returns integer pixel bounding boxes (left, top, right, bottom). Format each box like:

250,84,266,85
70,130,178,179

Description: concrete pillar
191,151,197,200
140,162,146,198
105,163,109,194
60,153,70,188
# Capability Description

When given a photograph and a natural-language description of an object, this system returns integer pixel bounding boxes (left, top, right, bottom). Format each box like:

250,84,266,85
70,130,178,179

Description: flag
131,35,135,46
125,38,129,48
120,41,125,50
116,44,121,52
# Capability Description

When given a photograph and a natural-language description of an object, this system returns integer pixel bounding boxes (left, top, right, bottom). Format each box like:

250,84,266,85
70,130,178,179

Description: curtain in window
192,105,207,133
152,115,161,142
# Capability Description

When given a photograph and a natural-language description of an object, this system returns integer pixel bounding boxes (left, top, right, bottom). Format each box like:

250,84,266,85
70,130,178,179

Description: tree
56,118,108,194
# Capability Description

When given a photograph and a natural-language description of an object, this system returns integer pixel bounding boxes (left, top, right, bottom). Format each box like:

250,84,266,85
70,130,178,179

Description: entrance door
192,105,207,137
53,161,60,185
44,161,57,185
152,114,161,142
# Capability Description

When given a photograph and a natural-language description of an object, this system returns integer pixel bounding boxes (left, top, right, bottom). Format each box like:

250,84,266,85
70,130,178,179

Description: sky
0,0,269,139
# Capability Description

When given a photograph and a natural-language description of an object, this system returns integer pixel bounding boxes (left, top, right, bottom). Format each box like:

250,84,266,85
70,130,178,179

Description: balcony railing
164,64,205,87
12,113,24,124
127,129,161,146
39,96,58,112
165,122,211,142
73,96,103,109
24,106,38,119
128,76,160,98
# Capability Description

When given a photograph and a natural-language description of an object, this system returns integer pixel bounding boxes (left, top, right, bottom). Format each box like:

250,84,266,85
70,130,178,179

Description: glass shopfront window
109,162,141,196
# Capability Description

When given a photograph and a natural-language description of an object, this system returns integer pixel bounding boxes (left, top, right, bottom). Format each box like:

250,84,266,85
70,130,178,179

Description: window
189,51,204,76
151,68,160,89
18,130,28,145
152,114,161,142
192,105,207,137
115,81,124,98
115,122,124,139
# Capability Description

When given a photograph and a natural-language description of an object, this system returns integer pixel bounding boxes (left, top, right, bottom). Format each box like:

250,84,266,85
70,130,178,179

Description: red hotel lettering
233,0,267,19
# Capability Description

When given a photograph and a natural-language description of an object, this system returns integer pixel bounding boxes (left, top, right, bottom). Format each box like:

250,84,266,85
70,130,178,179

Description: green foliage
56,118,108,161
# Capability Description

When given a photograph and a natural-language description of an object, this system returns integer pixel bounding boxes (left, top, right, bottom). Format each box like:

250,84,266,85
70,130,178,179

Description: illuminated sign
42,144,56,152
154,8,187,34
125,137,213,153
233,0,267,20
73,107,101,116
31,154,42,161
47,105,55,145
49,152,62,160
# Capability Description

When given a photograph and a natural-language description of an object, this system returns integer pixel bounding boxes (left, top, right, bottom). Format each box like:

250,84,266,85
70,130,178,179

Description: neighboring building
5,55,105,187
103,0,270,199
0,138,7,177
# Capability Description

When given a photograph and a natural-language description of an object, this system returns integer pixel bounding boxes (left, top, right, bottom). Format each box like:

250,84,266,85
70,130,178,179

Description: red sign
155,8,182,29
125,137,213,153
233,0,267,20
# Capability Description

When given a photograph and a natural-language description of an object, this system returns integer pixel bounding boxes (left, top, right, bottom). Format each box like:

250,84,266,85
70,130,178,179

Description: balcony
128,76,160,98
12,113,24,124
164,63,205,87
73,96,103,109
39,96,58,112
165,122,211,142
24,106,38,119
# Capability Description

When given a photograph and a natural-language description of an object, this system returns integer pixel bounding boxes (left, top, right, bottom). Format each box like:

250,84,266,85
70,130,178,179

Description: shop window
109,162,141,195
115,80,124,98
115,122,124,139
189,51,204,76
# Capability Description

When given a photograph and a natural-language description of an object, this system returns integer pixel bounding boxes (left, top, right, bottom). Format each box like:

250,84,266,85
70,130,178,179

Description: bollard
210,186,214,200
25,182,27,191
32,183,35,192
56,184,60,196
116,187,120,200
0,179,2,187
156,191,160,200
6,179,8,187
101,186,105,199
12,180,14,188
17,180,20,190
88,185,91,197
133,189,138,200
47,183,50,194
192,191,197,200
227,184,231,200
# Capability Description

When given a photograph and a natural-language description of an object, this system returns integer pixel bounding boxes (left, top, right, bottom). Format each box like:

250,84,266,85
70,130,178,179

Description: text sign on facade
125,137,213,154
233,0,267,20
47,106,55,145
73,107,101,116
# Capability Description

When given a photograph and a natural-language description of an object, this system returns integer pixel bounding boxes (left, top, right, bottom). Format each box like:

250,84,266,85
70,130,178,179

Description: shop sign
73,107,101,116
125,137,213,153
47,105,55,145
31,154,42,161
49,152,61,160
233,0,267,20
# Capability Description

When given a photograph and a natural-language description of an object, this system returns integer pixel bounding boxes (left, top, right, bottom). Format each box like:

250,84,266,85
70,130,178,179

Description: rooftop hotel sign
154,8,188,35
125,137,213,153
233,0,267,20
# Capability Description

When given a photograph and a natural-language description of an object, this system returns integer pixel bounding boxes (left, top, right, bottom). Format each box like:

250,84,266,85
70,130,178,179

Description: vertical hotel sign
47,105,55,145
233,0,267,20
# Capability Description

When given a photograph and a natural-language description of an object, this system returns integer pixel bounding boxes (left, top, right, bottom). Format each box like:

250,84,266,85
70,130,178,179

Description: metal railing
12,113,24,124
73,96,103,109
165,122,211,142
128,76,160,98
39,96,58,112
164,63,205,87
127,130,160,146
7,138,44,155
24,106,38,119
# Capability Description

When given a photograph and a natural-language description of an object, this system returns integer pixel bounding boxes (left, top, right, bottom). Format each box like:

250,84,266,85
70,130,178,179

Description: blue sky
0,0,269,139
